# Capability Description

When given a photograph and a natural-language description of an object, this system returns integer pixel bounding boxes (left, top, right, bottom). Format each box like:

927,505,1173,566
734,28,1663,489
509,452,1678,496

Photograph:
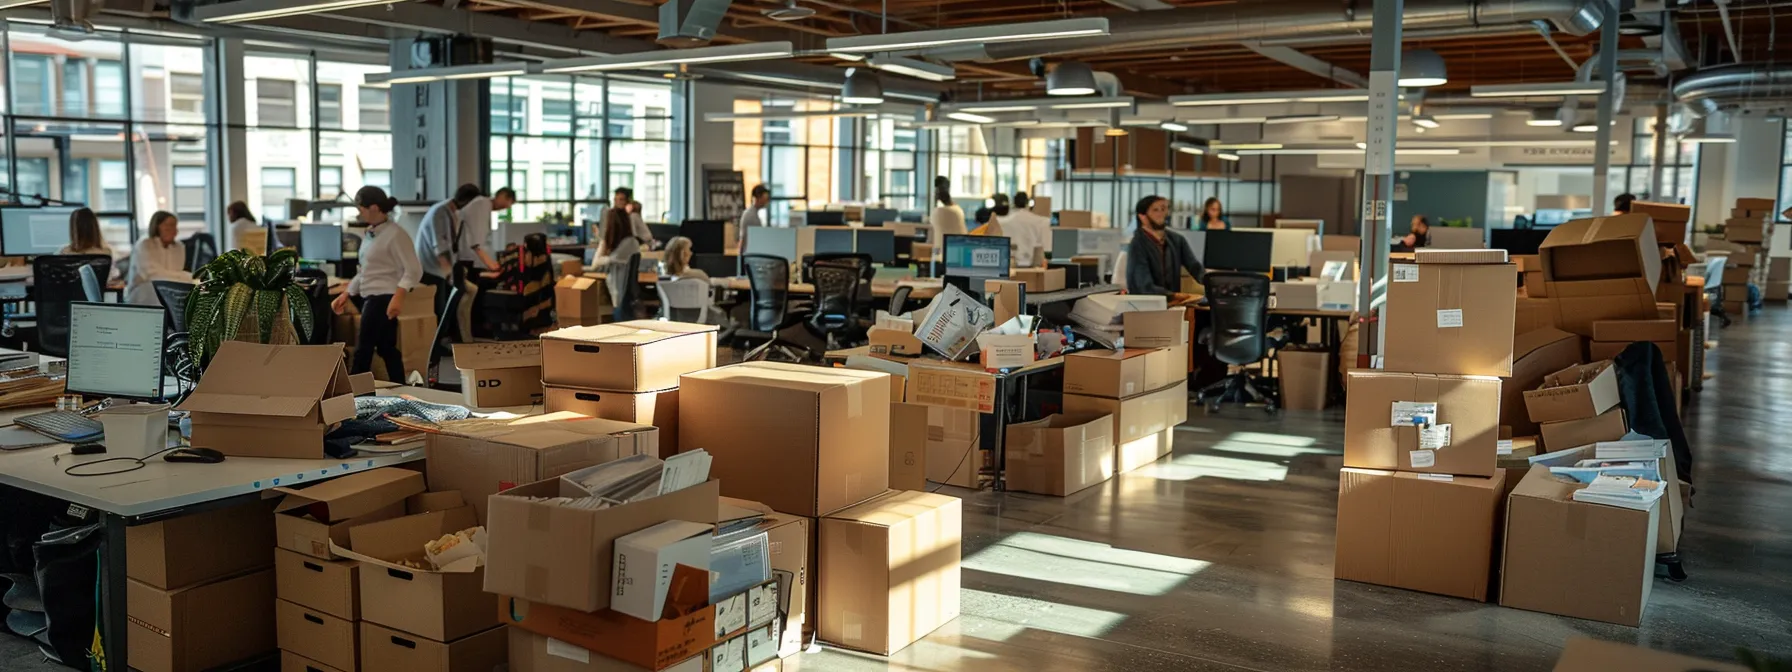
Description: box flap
1416,249,1509,264
1514,327,1577,359
542,320,718,347
333,506,481,573
556,275,598,291
349,372,375,396
178,390,320,419
453,341,542,370
435,413,654,450
1538,214,1661,287
182,341,354,406
681,361,886,395
273,468,427,521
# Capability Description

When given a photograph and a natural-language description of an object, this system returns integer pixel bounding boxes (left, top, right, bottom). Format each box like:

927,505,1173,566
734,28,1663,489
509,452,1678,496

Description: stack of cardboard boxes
553,275,610,329
540,321,718,455
1062,309,1190,475
1769,257,1791,303
1335,248,1515,602
1720,197,1776,319
452,341,545,409
126,500,277,672
1628,200,1700,386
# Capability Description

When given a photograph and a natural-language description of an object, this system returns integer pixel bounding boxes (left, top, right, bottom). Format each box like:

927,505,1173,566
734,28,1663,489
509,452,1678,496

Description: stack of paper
1594,439,1669,460
1572,474,1667,510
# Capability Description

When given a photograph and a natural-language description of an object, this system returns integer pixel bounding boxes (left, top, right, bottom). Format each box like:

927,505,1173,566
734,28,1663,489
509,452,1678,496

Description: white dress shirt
126,237,190,305
999,209,1053,266
348,220,422,298
461,196,495,250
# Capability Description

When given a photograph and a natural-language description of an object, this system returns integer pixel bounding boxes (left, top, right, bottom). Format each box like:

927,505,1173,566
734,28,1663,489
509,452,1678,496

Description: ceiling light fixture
1434,112,1494,120
1398,49,1448,87
1168,89,1372,106
193,0,403,23
1047,97,1134,110
537,42,794,74
840,68,885,105
865,54,956,82
1171,141,1207,155
1211,143,1283,150
0,0,47,9
1264,114,1340,125
945,111,995,124
1216,152,1241,161
1571,117,1612,132
1103,109,1128,136
364,62,528,85
827,17,1108,53
1526,108,1563,127
1469,81,1607,98
957,104,1038,113
705,109,881,122
1160,121,1189,132
1046,61,1099,96
1412,114,1440,129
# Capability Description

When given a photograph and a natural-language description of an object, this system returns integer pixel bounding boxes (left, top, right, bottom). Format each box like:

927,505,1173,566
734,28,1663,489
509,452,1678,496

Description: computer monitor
1203,230,1274,272
66,301,167,401
689,253,738,278
679,220,727,255
863,208,898,227
943,234,1010,292
286,198,311,221
743,226,798,262
299,223,344,261
804,211,847,227
1491,229,1551,256
856,229,896,263
0,207,77,256
814,228,855,255
648,223,683,246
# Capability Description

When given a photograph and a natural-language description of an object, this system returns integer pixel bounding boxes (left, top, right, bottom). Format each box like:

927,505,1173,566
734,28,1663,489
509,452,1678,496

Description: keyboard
16,410,103,443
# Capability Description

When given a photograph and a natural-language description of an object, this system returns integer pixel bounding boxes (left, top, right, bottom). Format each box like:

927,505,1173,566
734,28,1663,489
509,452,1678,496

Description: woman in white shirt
58,207,114,257
599,207,642,323
126,211,190,305
930,178,967,247
227,201,273,252
331,186,422,383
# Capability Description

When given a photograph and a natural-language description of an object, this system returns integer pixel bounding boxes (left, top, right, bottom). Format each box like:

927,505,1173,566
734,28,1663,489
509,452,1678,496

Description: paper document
659,449,712,495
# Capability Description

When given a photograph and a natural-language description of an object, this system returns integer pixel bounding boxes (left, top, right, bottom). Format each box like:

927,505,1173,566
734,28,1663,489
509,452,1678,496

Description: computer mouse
164,447,225,464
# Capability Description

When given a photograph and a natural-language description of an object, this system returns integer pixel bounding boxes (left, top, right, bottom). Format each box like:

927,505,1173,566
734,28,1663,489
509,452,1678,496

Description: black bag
32,520,102,670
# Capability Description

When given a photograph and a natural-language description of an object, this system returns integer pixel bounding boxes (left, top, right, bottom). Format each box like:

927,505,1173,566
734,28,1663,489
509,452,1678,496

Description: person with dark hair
417,183,494,342
737,184,771,247
1198,197,1230,231
127,211,191,305
59,207,112,258
1124,195,1204,302
333,186,421,383
462,185,516,252
930,176,965,248
1400,214,1431,249
224,200,273,251
600,207,641,322
1001,191,1051,267
973,193,1009,236
610,186,654,248
1614,192,1636,215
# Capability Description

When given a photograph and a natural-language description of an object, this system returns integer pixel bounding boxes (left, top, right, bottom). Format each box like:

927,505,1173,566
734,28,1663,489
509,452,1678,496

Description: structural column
389,37,481,204
1356,0,1402,367
1589,0,1619,210
210,38,249,243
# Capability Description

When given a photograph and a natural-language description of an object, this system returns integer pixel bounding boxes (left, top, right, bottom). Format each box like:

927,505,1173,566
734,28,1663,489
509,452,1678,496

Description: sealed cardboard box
1500,469,1658,626
500,574,771,671
1539,214,1662,336
128,569,275,672
1343,371,1501,477
1538,408,1627,453
129,498,275,590
1063,349,1153,398
679,362,891,517
426,413,659,522
542,386,680,457
1010,266,1066,293
484,477,720,612
924,406,979,488
541,320,719,391
276,598,358,672
818,490,962,656
332,506,499,642
1069,293,1167,326
281,650,348,672
1523,361,1620,424
1630,201,1691,245
1063,379,1189,451
1721,264,1754,286
1278,348,1333,411
1591,319,1677,343
1057,210,1095,229
453,341,544,408
1334,468,1505,601
1501,328,1582,437
178,341,359,459
360,622,507,672
273,467,425,559
1554,637,1748,672
888,402,928,491
1770,257,1791,282
555,276,609,326
1383,257,1517,377
1004,413,1115,496
274,548,360,620
1736,196,1776,211
1123,309,1186,349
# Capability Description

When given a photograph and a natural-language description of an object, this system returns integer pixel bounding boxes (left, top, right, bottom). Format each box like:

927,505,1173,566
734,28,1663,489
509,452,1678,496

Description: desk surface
1191,303,1354,319
719,276,942,300
826,345,1064,377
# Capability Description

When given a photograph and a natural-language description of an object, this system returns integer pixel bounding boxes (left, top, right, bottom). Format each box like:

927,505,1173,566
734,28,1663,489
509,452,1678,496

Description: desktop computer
66,301,167,401
299,223,345,261
1203,230,1275,273
1491,229,1550,256
803,211,847,227
856,229,896,264
648,223,683,245
679,220,728,255
813,228,855,255
942,234,1010,293
0,206,78,256
863,208,898,226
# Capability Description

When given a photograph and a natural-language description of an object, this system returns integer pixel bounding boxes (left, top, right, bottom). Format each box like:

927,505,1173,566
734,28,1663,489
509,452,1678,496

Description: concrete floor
4,307,1790,671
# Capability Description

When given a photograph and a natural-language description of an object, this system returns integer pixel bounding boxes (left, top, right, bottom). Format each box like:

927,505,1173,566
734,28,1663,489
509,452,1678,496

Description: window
99,160,128,211
318,83,342,128
357,87,388,130
13,54,52,116
16,158,49,201
173,165,206,215
492,93,526,134
258,79,298,126
643,171,665,219
609,165,634,196
95,60,125,117
542,98,574,136
261,167,297,211
364,169,391,191
319,166,343,200
61,60,88,117
1779,121,1792,222
171,73,204,119
645,106,668,140
543,169,571,203
488,75,683,223
63,159,90,207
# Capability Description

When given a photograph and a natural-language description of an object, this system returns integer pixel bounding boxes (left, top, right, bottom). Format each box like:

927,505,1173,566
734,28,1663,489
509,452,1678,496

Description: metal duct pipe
930,0,1605,63
1673,63,1792,116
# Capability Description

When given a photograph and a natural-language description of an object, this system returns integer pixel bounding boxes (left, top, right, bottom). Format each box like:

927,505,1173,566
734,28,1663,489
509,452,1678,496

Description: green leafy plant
183,248,314,366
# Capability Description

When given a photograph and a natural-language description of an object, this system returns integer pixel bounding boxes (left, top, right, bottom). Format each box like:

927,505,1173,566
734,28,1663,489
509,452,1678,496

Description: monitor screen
648,223,683,245
679,220,727,255
857,229,895,263
814,228,855,255
1,207,77,256
299,223,344,261
66,302,166,400
1203,230,1274,272
863,208,898,226
943,234,1010,278
1491,229,1550,256
743,227,798,262
804,211,846,227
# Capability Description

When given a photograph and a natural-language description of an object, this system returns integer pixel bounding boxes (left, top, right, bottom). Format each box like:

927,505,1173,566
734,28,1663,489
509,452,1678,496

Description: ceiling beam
1243,45,1368,87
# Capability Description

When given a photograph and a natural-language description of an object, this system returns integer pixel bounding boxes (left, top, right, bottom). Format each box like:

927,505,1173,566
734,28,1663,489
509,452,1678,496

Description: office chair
77,264,103,303
809,253,875,308
184,233,218,272
293,268,332,344
888,285,913,315
31,255,112,358
805,263,869,353
657,276,711,323
738,254,811,362
1195,272,1279,413
152,280,195,333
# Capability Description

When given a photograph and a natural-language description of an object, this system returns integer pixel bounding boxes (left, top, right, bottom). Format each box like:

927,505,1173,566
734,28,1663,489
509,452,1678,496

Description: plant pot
231,293,301,346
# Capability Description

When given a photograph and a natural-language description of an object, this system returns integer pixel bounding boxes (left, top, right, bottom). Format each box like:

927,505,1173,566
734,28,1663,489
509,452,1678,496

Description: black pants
351,294,404,383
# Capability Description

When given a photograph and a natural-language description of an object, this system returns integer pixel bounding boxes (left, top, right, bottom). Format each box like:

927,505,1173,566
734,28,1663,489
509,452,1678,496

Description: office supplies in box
328,505,496,642
1334,468,1505,601
1501,328,1582,436
1523,361,1620,424
502,570,778,671
1382,254,1517,377
976,316,1038,371
818,490,962,656
717,497,812,657
541,320,719,391
1343,371,1500,477
426,413,659,523
273,467,424,559
177,341,359,459
867,310,925,357
912,283,994,360
453,341,544,408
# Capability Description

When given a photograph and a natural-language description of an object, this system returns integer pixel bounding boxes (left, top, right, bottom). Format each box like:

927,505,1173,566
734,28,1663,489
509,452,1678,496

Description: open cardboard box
1523,361,1620,425
453,341,544,408
501,566,776,672
1538,214,1662,336
178,341,359,459
330,505,498,642
425,413,660,523
273,468,424,559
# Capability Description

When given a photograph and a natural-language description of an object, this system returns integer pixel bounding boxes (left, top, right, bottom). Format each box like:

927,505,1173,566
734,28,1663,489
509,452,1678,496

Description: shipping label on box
908,363,996,413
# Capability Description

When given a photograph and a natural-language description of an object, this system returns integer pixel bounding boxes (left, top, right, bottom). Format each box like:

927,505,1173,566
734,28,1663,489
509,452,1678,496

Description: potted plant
184,248,315,367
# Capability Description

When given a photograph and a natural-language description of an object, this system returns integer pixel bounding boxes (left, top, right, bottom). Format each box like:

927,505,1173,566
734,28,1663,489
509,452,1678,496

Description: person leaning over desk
1125,194,1205,304
417,183,498,343
332,186,422,384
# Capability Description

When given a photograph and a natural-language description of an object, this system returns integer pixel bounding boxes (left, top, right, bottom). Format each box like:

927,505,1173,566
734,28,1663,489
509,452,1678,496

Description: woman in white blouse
332,186,422,383
126,211,190,305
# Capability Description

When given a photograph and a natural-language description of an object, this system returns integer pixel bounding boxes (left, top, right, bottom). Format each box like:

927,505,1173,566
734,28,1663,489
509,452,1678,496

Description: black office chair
738,254,811,361
809,252,875,308
152,280,195,333
184,233,218,272
293,268,332,344
1196,272,1279,413
77,264,103,303
805,263,869,353
31,255,112,358
888,285,913,315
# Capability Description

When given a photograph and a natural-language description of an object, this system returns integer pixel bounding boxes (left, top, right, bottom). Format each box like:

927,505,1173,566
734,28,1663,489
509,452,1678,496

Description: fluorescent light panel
1470,81,1607,98
865,55,955,82
1264,114,1339,125
195,0,401,23
705,109,880,122
538,42,794,74
0,0,47,8
826,18,1108,53
1048,97,1134,110
1169,89,1370,106
946,111,996,124
364,62,526,85
1160,122,1189,132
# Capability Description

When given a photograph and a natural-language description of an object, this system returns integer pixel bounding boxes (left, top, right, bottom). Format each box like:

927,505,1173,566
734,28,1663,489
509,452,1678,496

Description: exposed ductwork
1673,63,1792,117
922,0,1607,63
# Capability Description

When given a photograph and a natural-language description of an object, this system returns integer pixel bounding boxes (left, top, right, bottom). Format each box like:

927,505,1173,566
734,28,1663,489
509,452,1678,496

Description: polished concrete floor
4,309,1790,671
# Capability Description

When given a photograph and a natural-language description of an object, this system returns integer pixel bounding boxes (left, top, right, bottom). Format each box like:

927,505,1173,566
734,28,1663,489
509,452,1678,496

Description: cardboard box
281,650,348,672
541,320,719,391
500,574,773,671
1770,256,1791,282
426,414,659,523
1321,235,1359,252
178,341,359,459
1591,319,1678,343
1069,293,1167,327
273,467,425,559
984,280,1025,327
976,331,1035,371
1500,469,1658,626
1063,380,1188,469
1334,468,1505,601
612,520,713,622
1721,264,1753,286
867,324,925,357
1343,371,1500,476
719,498,813,657
679,362,891,517
128,498,275,590
924,406,979,488
555,276,609,324
1736,197,1776,210
359,622,507,672
1278,348,1332,411
1590,339,1671,361
1501,329,1582,437
818,491,961,655
1383,258,1518,377
275,548,359,620
1029,196,1051,217
1523,361,1620,424
1514,297,1557,335
1063,349,1153,398
1122,309,1186,349
128,569,275,672
454,341,544,408
907,363,995,414
1630,201,1690,245
485,477,720,613
506,627,715,672
1004,413,1114,496
1522,270,1547,297
1553,638,1749,672
1766,280,1791,302
1538,408,1627,453
542,386,680,457
1010,266,1066,292
1057,210,1095,229
1539,214,1663,336
276,598,359,672
331,506,499,642
888,402,928,491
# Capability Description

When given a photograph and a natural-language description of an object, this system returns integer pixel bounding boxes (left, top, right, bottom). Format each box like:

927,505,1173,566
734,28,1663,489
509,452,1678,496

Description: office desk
0,357,531,672
719,276,942,300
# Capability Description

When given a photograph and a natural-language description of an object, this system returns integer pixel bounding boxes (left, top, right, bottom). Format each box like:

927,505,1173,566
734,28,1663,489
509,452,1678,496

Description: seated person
1397,215,1431,251
1123,195,1204,305
661,236,709,280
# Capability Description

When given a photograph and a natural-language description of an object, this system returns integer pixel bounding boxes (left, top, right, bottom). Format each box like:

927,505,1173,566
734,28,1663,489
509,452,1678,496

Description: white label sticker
1417,473,1454,481
1391,401,1438,427
1392,264,1421,283
1419,424,1452,449
546,638,591,663
1437,309,1464,328
1409,449,1437,468
747,583,778,628
1497,439,1514,456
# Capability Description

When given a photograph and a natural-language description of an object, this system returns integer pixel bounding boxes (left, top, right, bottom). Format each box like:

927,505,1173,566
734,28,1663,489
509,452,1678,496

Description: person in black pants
332,186,422,383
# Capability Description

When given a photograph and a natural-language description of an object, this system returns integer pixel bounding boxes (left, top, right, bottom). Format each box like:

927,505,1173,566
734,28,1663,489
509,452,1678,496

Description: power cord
927,425,981,494
57,444,186,477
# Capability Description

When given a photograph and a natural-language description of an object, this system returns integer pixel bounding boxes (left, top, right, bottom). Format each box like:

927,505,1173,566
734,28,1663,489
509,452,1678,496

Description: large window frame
486,74,681,224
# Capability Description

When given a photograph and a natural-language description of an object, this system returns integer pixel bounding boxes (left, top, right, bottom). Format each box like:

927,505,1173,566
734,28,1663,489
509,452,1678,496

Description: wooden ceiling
452,0,1792,99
